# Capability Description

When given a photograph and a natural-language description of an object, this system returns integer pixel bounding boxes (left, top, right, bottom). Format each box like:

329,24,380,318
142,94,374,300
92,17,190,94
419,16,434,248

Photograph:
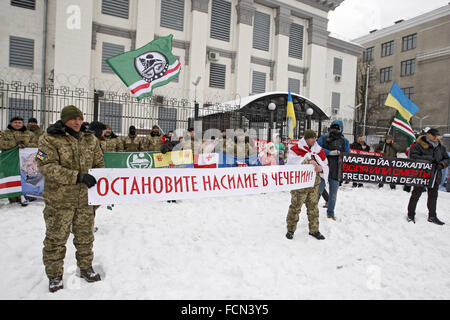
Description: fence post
93,90,99,121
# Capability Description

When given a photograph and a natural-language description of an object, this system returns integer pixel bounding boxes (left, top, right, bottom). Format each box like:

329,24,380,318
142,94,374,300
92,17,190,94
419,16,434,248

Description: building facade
353,4,450,136
1,0,362,136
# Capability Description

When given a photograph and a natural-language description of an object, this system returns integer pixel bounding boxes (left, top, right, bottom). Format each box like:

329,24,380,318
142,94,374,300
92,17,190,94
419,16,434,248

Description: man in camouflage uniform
285,130,326,241
0,116,37,205
142,125,163,152
36,105,105,293
180,127,201,154
122,125,142,152
27,117,44,140
103,124,123,152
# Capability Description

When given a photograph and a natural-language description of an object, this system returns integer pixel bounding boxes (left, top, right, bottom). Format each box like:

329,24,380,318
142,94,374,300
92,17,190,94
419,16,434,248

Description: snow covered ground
1,183,449,300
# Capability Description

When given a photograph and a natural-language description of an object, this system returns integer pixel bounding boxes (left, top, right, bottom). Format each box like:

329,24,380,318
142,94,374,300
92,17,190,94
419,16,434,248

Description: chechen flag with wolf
106,35,181,100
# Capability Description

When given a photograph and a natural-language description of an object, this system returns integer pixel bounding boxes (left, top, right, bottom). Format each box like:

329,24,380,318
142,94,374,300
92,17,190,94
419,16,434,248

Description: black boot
309,231,325,240
407,216,415,224
428,217,445,225
79,267,101,282
286,231,294,240
49,276,63,293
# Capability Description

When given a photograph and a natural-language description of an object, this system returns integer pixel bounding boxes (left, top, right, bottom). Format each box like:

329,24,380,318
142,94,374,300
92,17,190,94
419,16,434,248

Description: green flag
391,112,416,146
0,147,22,199
104,152,156,169
106,35,181,101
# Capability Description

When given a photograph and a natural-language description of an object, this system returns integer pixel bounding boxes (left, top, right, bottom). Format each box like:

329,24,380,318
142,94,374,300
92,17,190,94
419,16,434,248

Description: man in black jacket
407,128,450,225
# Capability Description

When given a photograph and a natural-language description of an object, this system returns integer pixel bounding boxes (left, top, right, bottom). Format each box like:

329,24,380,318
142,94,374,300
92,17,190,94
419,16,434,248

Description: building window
160,0,185,31
401,59,415,76
363,47,374,62
101,0,129,19
210,0,231,42
11,0,35,10
288,23,304,60
402,87,414,100
252,71,266,94
209,63,226,89
379,93,388,107
402,33,417,52
158,107,178,133
288,78,300,95
9,36,34,69
380,66,393,83
100,102,123,134
331,92,341,109
381,40,394,57
253,11,270,52
333,57,343,76
8,98,34,121
102,42,125,73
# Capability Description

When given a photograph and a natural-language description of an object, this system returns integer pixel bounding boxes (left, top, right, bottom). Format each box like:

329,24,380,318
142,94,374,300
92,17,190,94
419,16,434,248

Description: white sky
328,0,450,41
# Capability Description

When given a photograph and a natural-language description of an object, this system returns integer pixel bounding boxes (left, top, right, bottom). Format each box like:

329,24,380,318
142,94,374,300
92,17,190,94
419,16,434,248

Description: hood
417,135,442,149
330,120,344,132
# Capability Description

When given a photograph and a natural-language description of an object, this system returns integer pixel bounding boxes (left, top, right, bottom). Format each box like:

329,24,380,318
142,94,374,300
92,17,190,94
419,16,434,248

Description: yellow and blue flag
384,82,419,121
286,89,296,139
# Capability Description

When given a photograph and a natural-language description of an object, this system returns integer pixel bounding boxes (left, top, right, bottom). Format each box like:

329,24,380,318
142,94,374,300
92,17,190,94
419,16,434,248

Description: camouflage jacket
141,134,163,152
36,120,105,208
122,134,142,152
27,124,45,139
103,134,124,152
0,125,37,152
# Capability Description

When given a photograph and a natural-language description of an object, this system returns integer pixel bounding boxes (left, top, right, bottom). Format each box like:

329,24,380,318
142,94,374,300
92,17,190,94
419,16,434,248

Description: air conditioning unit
334,75,341,82
208,51,219,61
154,95,164,104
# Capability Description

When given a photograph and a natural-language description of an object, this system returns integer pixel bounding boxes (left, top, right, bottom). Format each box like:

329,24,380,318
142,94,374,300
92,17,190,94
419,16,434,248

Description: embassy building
0,0,362,137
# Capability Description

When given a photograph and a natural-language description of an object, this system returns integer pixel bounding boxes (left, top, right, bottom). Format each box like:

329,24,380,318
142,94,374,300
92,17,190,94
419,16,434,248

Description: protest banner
88,165,316,205
20,148,44,198
339,153,435,187
350,149,382,157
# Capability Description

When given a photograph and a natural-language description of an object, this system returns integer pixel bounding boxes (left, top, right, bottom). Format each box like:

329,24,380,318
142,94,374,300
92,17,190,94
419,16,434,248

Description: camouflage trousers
43,205,95,279
286,185,320,233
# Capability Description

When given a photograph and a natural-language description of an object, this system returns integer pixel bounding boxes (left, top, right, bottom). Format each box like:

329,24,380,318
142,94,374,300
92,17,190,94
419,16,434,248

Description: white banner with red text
88,165,316,205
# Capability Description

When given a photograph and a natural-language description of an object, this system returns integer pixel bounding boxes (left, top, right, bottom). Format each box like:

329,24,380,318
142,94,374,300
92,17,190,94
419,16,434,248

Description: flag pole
363,65,370,137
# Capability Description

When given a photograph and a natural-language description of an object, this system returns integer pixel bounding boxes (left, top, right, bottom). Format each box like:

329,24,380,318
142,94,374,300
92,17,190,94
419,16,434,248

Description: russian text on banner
88,165,316,205
0,147,22,199
339,152,434,186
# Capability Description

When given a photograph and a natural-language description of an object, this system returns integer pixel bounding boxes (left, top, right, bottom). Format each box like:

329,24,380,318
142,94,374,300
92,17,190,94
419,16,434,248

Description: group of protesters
1,105,449,293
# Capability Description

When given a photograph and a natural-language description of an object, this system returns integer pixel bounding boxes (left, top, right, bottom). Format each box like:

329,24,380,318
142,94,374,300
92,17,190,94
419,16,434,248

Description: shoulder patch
36,150,47,160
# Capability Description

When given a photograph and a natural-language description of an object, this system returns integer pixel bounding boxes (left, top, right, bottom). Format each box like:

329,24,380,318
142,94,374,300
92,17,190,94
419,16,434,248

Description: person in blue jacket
317,120,350,220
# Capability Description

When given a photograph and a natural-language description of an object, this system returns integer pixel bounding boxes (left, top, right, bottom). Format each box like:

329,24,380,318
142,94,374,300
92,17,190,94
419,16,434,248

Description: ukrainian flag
384,82,419,121
286,89,296,139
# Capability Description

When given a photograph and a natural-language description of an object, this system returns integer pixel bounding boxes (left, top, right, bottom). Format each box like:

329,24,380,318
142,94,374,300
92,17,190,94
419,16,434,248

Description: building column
305,16,329,108
53,0,93,88
135,0,156,48
234,0,255,99
189,0,210,108
273,6,292,92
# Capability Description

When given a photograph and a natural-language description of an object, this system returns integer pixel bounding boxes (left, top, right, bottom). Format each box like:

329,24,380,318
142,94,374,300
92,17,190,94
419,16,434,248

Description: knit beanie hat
304,129,317,139
10,116,24,123
61,105,83,124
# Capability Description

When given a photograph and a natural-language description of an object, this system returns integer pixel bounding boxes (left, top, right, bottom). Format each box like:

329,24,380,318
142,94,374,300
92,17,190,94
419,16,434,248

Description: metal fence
0,81,328,141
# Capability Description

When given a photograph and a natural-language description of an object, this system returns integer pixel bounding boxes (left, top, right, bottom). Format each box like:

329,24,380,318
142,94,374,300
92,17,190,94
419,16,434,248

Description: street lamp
415,115,430,131
268,102,276,141
306,107,314,130
192,76,201,120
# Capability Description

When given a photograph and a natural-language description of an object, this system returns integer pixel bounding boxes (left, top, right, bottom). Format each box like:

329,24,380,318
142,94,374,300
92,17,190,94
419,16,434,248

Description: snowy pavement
1,183,449,299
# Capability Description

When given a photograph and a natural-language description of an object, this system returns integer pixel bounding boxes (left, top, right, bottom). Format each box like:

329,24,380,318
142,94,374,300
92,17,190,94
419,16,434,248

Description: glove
329,150,340,156
16,140,25,148
76,173,97,188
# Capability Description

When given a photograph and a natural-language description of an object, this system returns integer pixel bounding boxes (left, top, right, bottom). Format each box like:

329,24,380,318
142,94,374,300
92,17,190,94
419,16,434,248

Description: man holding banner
286,130,328,241
36,105,105,292
407,128,449,225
